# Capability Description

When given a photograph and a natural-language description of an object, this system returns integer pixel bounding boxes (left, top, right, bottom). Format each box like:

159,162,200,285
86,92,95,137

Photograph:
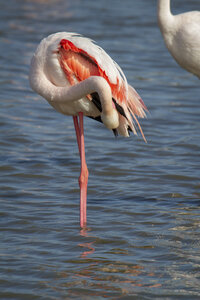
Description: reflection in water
58,228,163,297
38,227,164,296
50,258,162,298
79,227,95,258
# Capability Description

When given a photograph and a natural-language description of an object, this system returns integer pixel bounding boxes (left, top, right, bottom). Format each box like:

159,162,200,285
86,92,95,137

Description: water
0,0,200,298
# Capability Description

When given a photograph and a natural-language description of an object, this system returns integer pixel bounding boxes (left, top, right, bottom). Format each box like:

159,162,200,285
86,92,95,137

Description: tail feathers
125,84,147,142
128,84,148,118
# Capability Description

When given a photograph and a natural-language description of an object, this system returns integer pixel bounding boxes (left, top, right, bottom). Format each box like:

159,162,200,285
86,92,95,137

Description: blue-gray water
0,0,200,299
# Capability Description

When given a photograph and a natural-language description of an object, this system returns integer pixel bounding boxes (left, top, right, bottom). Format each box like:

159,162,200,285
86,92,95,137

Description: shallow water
0,0,200,299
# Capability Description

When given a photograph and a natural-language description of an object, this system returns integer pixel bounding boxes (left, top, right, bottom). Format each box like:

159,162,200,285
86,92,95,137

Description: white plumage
157,0,200,78
29,32,147,227
30,32,147,137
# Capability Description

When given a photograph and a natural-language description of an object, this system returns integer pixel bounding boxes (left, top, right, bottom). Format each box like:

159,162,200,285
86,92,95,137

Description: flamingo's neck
157,0,174,33
29,53,119,130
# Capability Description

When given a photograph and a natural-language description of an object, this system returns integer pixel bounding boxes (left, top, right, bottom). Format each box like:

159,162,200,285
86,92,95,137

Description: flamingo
29,32,147,228
157,0,200,78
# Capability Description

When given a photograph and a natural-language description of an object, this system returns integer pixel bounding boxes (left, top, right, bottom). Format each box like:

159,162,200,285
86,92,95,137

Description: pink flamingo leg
73,116,81,154
73,112,89,228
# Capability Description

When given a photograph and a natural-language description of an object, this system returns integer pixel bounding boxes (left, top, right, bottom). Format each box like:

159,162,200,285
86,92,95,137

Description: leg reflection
79,227,95,258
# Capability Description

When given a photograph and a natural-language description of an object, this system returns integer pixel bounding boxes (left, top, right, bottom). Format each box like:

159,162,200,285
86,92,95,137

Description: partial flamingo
157,0,200,78
29,32,147,228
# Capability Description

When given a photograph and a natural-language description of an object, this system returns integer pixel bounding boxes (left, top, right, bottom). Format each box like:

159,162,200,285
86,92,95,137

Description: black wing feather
89,92,130,136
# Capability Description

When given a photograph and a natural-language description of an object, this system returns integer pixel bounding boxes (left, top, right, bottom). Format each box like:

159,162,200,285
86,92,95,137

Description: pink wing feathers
58,38,128,103
57,33,147,139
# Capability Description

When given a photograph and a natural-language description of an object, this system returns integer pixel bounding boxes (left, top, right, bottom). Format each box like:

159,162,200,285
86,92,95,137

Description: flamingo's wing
50,32,147,139
57,33,128,105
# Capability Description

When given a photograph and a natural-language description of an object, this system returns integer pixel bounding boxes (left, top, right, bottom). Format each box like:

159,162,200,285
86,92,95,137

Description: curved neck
29,56,119,129
157,0,173,32
30,57,112,110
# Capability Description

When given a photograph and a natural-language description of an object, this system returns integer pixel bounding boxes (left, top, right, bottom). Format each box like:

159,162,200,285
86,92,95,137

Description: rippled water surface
1,0,200,299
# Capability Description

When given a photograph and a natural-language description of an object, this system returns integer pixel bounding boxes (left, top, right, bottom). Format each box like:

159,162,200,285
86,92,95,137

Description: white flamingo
157,0,200,78
29,32,147,228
